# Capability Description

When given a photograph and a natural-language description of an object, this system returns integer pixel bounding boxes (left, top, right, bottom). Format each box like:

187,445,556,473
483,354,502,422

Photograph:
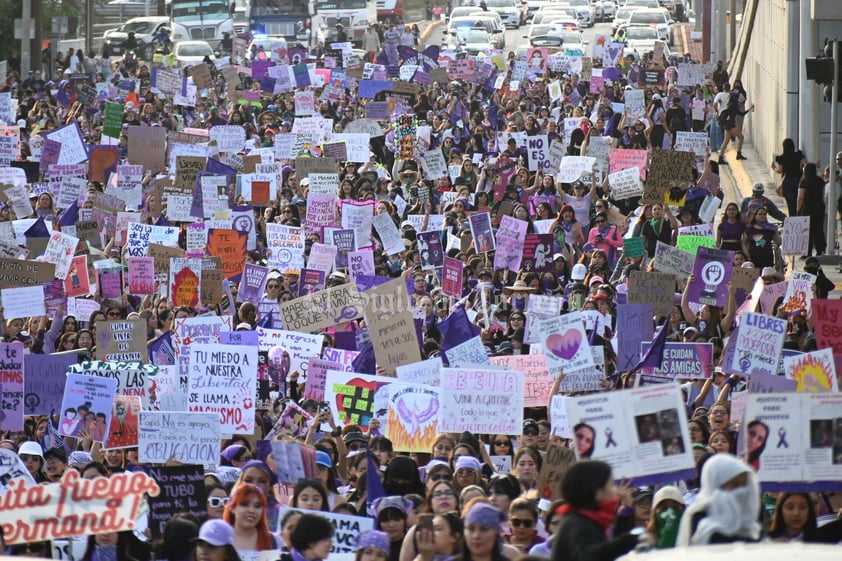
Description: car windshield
120,21,156,33
630,12,667,24
172,1,229,21
455,30,490,43
615,8,637,19
486,0,514,7
627,27,659,39
178,43,213,56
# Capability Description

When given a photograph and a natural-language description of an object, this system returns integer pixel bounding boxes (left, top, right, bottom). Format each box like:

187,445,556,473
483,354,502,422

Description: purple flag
632,319,669,372
438,307,481,355
24,216,51,239
59,200,79,227
352,342,377,375
148,332,175,366
365,447,386,517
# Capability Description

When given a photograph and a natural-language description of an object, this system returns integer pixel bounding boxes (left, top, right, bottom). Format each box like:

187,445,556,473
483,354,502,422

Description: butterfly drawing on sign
396,396,439,437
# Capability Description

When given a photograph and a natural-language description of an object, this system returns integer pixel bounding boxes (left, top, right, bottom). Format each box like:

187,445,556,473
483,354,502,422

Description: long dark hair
768,492,818,540
560,460,612,509
782,137,796,156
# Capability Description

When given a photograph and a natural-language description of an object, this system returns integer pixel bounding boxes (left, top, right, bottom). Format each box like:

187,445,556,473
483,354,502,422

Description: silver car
485,0,525,28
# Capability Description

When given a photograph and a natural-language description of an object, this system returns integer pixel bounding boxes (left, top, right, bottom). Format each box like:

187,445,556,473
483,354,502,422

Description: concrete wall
740,0,842,165
738,0,789,165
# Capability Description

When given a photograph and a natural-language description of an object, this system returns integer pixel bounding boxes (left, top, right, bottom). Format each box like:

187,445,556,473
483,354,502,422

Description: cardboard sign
278,283,364,332
127,126,167,171
0,257,56,288
814,299,842,354
537,443,577,500
781,216,810,256
647,150,695,189
95,319,149,363
0,471,160,545
138,412,221,464
438,368,524,434
363,278,422,376
628,270,675,318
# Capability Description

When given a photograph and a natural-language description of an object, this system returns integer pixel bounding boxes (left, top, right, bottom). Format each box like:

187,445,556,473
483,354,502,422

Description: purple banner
640,342,714,379
237,263,270,304
616,304,655,371
24,354,78,416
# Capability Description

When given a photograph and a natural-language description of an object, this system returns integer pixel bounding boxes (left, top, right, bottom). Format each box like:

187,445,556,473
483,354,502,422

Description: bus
311,0,376,46
376,0,404,21
249,0,312,42
169,0,235,45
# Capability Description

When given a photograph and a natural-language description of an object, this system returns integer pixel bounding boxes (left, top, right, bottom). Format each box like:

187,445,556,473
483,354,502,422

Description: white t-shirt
713,91,730,116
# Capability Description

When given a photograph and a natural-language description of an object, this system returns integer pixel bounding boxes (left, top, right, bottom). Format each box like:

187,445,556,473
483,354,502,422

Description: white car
564,0,597,27
623,0,661,8
533,9,580,27
591,0,616,22
626,7,673,42
485,0,526,28
624,25,672,58
447,29,494,55
172,40,216,66
612,6,640,36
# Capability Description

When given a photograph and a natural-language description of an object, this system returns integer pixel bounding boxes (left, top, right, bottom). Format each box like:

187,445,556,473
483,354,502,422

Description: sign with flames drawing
384,383,439,453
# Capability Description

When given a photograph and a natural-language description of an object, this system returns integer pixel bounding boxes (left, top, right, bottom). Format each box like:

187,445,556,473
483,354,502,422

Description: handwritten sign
188,344,257,434
95,319,149,363
278,283,364,332
138,411,221,464
781,216,810,256
0,342,24,431
439,368,524,434
628,271,675,317
146,465,207,538
490,354,552,407
726,312,786,377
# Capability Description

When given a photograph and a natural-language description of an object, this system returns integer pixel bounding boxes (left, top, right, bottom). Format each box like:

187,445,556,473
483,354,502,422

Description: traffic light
806,40,842,102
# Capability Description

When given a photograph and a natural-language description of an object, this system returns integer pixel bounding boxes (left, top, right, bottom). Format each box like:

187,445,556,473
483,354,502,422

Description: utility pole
20,0,32,75
829,39,839,254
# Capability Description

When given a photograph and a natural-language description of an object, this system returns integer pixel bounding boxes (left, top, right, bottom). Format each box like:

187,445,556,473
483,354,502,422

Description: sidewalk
718,142,842,296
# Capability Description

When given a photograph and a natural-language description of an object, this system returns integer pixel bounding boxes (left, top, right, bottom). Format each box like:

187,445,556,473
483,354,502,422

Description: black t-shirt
666,106,687,131
775,150,805,179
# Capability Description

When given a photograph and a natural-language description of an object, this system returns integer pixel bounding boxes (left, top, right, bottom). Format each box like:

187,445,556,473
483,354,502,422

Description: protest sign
493,216,527,272
439,368,524,435
780,271,815,315
783,348,838,392
207,229,247,281
526,135,550,171
686,247,733,307
562,384,695,484
68,360,155,410
396,357,442,387
127,126,167,171
674,131,709,155
534,313,593,375
781,216,810,256
537,443,577,500
146,465,207,538
323,370,390,430
59,373,118,438
726,312,786,377
188,344,257,434
171,316,234,358
43,231,79,280
0,470,160,545
743,392,842,488
138,412,221,464
558,156,595,183
422,149,447,180
384,382,440,452
623,237,645,258
609,148,648,178
442,256,463,298
279,283,364,332
95,319,148,363
256,328,323,382
616,304,655,371
608,167,643,199
640,342,714,380
266,224,306,274
557,345,606,391
627,271,675,317
490,354,552,408
1,285,45,320
169,258,203,308
0,257,56,288
0,342,24,431
652,241,694,276
646,149,695,189
814,299,842,354
24,354,77,416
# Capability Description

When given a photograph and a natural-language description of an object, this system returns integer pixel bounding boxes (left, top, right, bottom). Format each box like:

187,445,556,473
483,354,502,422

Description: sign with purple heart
536,312,594,376
687,247,733,307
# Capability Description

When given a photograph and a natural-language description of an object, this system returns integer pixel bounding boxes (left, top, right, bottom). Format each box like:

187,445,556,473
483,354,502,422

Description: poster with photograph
743,392,842,488
562,384,695,485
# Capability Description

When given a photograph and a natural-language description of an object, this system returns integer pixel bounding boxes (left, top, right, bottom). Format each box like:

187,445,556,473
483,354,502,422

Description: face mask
513,298,525,311
543,279,555,291
655,506,682,548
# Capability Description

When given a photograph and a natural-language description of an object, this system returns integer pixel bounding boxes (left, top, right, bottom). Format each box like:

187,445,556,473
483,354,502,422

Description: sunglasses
510,316,525,321
523,428,539,436
107,311,121,317
595,219,606,224
429,473,452,482
267,284,280,289
208,496,230,508
493,440,510,446
510,518,534,528
431,490,455,499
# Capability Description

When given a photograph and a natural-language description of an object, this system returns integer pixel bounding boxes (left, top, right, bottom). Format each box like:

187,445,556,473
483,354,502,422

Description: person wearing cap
355,530,390,561
372,496,411,561
519,419,540,449
644,486,686,548
18,441,46,482
43,446,67,482
553,460,645,561
739,182,786,223
314,450,348,510
613,487,654,535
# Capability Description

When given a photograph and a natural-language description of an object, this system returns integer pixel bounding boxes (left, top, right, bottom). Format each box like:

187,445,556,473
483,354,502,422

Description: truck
169,0,236,47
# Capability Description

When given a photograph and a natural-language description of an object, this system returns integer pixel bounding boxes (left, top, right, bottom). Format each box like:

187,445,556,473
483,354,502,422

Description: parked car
447,28,494,55
103,16,170,60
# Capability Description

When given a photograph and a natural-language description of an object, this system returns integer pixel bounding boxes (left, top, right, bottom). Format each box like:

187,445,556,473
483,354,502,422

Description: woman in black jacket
552,461,641,561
